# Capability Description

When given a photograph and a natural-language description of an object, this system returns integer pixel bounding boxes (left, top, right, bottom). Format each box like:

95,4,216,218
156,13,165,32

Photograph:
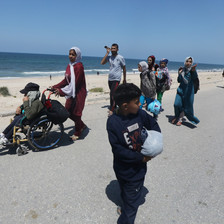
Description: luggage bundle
41,93,70,124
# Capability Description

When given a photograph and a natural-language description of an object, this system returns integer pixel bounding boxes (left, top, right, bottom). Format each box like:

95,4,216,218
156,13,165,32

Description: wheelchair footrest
16,146,28,156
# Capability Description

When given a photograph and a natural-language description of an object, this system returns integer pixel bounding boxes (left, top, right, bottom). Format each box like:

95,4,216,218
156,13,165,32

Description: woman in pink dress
53,47,87,141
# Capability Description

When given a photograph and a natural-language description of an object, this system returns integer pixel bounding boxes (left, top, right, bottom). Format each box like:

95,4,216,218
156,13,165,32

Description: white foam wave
11,67,224,78
22,69,111,75
197,69,224,72
168,69,224,73
23,71,65,75
0,77,21,80
85,69,110,72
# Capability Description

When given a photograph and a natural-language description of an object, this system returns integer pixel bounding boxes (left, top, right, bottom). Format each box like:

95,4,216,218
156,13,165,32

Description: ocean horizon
0,52,224,79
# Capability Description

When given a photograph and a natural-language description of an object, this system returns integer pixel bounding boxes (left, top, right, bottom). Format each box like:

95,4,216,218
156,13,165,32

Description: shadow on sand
166,115,197,129
105,180,149,207
216,85,224,89
0,125,90,156
101,105,110,109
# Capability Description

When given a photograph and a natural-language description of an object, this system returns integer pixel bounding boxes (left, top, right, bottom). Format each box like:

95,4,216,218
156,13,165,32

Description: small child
0,83,44,145
107,83,161,224
155,58,172,110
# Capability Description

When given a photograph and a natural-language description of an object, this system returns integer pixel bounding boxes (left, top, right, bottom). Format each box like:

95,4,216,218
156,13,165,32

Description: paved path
0,84,224,224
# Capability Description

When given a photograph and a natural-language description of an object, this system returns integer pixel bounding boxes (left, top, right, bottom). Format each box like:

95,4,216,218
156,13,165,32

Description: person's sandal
176,121,182,126
70,125,87,141
70,135,80,141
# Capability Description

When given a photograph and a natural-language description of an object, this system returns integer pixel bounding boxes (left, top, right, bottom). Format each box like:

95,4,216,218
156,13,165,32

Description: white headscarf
139,61,148,72
181,56,194,84
27,91,40,106
71,47,82,62
184,56,194,67
61,47,82,99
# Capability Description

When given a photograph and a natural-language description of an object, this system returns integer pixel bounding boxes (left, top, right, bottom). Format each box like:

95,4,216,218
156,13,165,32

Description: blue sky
0,0,223,64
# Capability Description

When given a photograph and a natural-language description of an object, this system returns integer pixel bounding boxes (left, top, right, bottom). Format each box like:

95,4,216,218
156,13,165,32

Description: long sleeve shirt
23,99,44,120
107,109,161,182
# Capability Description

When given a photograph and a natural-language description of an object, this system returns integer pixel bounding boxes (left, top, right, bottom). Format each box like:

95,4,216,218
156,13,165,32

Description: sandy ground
0,71,223,117
0,72,224,224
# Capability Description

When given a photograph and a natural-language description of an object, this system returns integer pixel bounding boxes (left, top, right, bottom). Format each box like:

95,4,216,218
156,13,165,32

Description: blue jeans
3,114,23,139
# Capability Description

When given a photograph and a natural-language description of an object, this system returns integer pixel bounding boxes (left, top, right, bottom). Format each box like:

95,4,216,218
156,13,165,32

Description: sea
0,52,224,79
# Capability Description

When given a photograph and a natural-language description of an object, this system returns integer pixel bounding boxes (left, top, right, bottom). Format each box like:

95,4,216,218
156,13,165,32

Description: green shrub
0,87,11,96
89,87,103,92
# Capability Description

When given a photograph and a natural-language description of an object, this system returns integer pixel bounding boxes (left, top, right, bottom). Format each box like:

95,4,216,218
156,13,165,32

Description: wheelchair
4,89,65,155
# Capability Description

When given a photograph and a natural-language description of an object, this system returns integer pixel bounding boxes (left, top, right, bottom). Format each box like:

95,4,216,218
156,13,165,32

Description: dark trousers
117,178,145,224
3,114,23,139
108,81,120,112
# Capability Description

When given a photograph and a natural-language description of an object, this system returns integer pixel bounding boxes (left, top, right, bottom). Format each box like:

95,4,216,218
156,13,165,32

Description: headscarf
139,61,148,72
61,47,82,99
159,58,169,65
26,90,40,107
148,55,155,71
180,56,194,84
184,56,194,67
71,46,82,63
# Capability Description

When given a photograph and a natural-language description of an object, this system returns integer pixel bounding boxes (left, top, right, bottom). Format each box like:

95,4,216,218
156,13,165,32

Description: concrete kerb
0,111,15,117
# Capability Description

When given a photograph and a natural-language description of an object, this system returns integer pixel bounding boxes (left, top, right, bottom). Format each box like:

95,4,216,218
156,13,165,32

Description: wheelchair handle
42,89,55,99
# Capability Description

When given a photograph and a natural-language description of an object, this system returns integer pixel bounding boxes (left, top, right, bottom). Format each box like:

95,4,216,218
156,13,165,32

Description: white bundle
141,130,163,158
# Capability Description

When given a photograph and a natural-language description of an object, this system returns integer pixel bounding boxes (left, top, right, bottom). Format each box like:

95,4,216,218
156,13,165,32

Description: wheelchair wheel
27,117,64,150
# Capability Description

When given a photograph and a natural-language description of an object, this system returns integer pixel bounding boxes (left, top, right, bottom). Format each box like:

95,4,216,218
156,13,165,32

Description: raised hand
191,64,198,72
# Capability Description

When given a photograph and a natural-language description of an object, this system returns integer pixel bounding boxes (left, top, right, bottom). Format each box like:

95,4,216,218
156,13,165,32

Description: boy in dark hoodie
107,83,161,224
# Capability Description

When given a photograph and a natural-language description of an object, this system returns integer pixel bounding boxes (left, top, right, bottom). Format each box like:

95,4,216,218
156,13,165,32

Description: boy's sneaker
0,137,9,145
0,133,5,138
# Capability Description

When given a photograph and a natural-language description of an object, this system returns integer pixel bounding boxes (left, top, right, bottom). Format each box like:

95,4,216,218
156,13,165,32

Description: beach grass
89,87,103,92
0,87,11,96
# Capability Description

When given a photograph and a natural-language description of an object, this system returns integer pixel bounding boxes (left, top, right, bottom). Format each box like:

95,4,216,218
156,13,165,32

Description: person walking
52,47,87,140
107,83,161,224
138,61,157,119
171,56,200,126
101,43,126,116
